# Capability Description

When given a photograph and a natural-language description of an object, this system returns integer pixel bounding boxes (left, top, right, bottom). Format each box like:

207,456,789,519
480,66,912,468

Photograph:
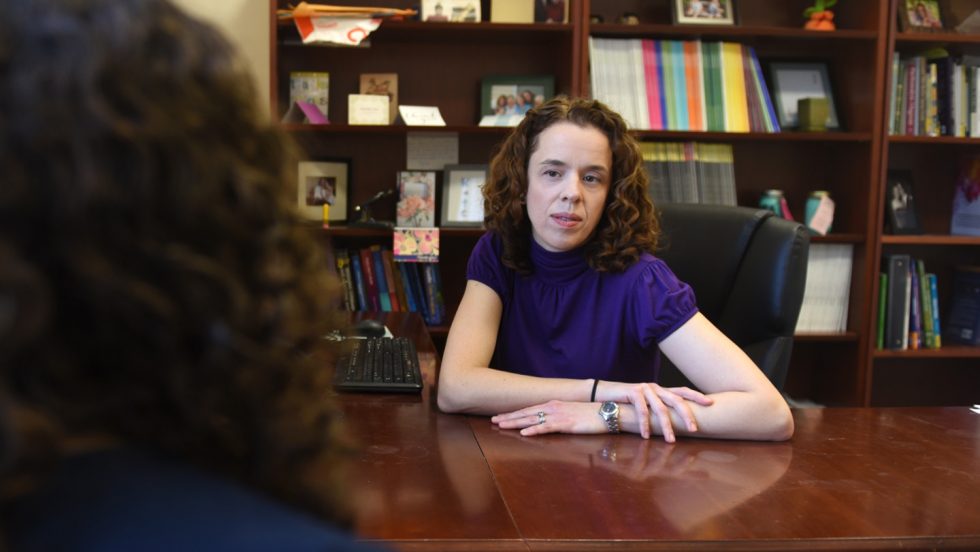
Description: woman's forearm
437,365,594,415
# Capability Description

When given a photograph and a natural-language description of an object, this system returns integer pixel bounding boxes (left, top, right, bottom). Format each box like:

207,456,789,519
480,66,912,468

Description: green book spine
877,272,888,350
916,259,935,348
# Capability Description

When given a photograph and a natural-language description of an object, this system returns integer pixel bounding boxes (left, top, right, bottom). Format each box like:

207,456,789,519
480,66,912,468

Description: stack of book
887,50,980,137
640,142,736,205
588,38,780,133
877,255,942,350
335,246,445,326
795,243,853,333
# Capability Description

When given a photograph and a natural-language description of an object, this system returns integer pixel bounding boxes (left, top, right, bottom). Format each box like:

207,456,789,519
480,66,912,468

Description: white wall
172,0,270,114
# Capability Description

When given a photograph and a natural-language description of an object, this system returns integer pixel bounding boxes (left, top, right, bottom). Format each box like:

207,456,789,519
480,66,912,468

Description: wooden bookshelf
271,0,978,407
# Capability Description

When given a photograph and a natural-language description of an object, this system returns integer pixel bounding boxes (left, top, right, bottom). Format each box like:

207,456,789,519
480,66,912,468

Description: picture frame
671,0,736,26
534,0,568,23
421,0,480,22
441,164,488,227
898,0,944,32
885,170,922,235
396,170,437,227
480,75,554,119
297,159,349,222
767,61,841,131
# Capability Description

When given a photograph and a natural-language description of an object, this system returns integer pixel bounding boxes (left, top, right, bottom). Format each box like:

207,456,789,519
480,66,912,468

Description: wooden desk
338,314,980,551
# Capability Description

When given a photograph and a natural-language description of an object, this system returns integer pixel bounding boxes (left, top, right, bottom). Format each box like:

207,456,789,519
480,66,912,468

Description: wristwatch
598,401,620,434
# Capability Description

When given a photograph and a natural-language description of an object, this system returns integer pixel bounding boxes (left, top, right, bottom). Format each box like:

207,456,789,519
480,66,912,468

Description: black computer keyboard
333,337,423,393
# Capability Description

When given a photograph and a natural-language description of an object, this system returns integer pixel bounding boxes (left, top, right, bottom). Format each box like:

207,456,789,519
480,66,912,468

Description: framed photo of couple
898,0,945,32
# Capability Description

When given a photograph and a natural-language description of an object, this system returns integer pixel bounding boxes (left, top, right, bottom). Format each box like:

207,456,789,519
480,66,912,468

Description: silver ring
537,411,546,425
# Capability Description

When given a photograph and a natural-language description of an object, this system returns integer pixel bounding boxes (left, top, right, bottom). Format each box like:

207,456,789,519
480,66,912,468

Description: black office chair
654,203,810,392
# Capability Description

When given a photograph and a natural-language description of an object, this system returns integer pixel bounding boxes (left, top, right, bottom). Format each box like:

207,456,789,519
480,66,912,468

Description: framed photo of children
899,0,944,32
421,0,480,22
441,165,488,227
297,159,349,222
672,0,735,26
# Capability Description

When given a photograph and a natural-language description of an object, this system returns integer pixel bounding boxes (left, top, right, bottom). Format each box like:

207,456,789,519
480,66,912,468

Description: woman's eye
544,169,561,178
584,174,602,184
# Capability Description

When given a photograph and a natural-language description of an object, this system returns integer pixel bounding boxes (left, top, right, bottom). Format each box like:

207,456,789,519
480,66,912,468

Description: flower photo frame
396,170,436,227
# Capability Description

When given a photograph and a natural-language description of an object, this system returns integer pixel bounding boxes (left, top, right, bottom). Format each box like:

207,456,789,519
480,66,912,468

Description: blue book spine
371,249,392,312
928,273,941,348
407,262,430,323
349,253,367,311
671,41,689,131
398,262,418,312
909,263,922,349
655,40,668,129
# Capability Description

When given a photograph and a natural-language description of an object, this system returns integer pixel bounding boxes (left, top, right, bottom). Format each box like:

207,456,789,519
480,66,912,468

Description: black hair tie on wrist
591,379,600,402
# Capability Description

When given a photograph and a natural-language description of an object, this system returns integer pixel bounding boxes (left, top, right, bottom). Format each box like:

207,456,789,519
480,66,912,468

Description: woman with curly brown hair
438,97,792,443
0,0,379,549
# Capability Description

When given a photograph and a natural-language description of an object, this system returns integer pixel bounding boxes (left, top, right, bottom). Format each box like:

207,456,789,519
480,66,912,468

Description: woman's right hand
597,382,713,442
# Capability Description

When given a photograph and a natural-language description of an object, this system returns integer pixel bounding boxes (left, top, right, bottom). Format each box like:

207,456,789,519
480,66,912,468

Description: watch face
600,401,617,415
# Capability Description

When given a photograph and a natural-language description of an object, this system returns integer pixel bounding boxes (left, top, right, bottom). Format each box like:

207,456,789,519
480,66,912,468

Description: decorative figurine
804,0,837,30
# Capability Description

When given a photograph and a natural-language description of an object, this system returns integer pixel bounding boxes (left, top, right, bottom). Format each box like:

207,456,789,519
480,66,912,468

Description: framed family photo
297,159,349,222
480,75,554,117
421,0,480,22
899,0,944,31
441,164,488,227
672,0,735,26
767,61,841,130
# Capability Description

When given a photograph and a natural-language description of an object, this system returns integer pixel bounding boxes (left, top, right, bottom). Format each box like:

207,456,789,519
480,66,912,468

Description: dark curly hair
485,96,659,274
0,0,350,526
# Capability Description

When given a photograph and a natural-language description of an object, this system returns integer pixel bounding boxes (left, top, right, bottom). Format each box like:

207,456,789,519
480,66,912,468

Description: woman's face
526,122,611,252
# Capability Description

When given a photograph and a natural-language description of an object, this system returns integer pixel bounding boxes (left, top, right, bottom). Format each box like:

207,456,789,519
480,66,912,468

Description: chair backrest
654,203,810,391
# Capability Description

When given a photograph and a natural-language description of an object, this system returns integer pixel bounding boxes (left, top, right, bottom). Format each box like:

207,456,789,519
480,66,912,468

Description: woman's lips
551,213,581,228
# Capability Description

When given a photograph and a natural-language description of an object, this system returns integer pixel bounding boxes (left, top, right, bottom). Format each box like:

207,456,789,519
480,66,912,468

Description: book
349,251,368,311
915,259,934,348
370,246,393,312
877,272,887,349
335,248,356,311
397,262,419,313
289,72,329,122
884,254,912,350
908,263,921,349
796,243,853,333
382,248,407,312
358,248,381,311
944,266,980,346
884,170,922,234
951,154,980,237
928,273,942,348
359,73,398,125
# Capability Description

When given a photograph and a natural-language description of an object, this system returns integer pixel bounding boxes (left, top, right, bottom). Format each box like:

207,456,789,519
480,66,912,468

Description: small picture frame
671,0,736,26
885,170,922,235
767,61,841,131
480,75,554,118
441,164,488,227
534,0,568,23
898,0,944,32
297,159,349,222
421,0,480,22
396,171,437,227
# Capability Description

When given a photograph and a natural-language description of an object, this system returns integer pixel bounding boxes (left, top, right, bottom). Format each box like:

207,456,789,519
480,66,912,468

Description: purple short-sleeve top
466,232,698,383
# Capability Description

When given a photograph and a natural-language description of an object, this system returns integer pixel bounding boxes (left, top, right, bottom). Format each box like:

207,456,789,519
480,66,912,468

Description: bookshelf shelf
881,235,980,246
283,124,513,136
886,135,980,145
873,346,980,359
795,332,860,342
591,24,878,42
894,31,980,45
631,130,873,142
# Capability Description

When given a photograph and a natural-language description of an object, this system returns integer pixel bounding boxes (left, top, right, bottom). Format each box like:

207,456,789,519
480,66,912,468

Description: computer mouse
351,318,386,338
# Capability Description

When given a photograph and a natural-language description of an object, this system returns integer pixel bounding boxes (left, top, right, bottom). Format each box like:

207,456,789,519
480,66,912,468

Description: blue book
928,273,941,348
349,252,368,311
398,262,418,313
371,247,392,312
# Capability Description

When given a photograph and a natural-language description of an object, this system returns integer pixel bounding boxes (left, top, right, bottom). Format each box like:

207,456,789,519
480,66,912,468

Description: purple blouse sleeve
629,258,698,346
466,232,509,302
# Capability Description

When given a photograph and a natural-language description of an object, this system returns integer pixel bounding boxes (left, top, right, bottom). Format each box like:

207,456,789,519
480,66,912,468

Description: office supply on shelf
333,337,422,393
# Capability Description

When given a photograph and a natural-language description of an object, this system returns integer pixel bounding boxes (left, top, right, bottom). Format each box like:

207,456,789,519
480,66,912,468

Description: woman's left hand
491,400,607,437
